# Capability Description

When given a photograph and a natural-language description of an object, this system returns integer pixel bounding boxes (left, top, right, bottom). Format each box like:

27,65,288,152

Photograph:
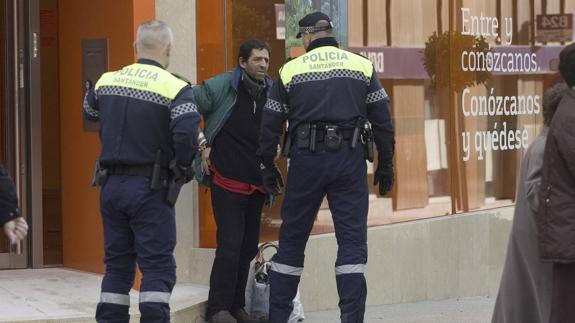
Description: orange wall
59,0,154,273
197,0,227,248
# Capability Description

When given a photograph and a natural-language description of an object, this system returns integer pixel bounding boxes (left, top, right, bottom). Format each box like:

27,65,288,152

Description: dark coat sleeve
169,86,201,166
258,77,285,166
366,67,395,166
0,164,20,226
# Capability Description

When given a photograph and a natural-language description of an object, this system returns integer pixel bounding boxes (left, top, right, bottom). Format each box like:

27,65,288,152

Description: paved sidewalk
304,297,495,323
0,268,208,322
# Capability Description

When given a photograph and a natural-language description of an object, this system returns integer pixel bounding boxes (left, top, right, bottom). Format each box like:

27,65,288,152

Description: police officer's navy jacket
259,37,394,165
0,164,19,226
83,59,200,168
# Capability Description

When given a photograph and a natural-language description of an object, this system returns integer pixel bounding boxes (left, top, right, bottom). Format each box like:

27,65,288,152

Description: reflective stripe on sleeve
366,88,388,104
171,102,198,120
83,94,99,118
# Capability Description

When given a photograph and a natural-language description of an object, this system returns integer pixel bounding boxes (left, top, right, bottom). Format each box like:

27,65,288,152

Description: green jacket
192,66,272,185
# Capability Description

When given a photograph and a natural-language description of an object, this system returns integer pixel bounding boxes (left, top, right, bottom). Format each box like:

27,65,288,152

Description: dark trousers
269,144,368,323
206,184,265,318
96,175,176,323
550,263,575,323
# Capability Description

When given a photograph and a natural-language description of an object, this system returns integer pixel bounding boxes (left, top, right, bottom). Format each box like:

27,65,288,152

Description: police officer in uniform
83,20,200,323
258,12,395,323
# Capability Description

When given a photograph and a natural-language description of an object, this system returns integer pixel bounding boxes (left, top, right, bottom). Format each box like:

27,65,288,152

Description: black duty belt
314,127,354,142
106,164,168,178
293,122,359,153
295,123,355,143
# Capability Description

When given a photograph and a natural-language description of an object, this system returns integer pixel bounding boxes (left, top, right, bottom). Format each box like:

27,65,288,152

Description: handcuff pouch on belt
296,123,310,149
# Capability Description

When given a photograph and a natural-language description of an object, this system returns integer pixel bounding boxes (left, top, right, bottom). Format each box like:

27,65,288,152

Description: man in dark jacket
0,163,28,244
193,39,272,323
538,42,575,323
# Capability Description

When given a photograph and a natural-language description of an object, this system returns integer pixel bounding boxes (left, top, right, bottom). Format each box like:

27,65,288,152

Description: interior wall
59,0,154,272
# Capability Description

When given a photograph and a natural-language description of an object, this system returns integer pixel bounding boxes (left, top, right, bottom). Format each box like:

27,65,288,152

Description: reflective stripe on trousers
139,291,171,304
335,264,366,275
271,261,304,276
100,292,130,306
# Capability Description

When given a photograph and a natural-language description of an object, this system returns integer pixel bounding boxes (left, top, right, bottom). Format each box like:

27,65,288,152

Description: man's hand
374,164,394,195
261,163,284,196
3,217,28,245
201,147,211,175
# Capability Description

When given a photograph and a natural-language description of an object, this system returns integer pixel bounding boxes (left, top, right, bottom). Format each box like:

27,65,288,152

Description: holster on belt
166,160,186,207
362,121,375,162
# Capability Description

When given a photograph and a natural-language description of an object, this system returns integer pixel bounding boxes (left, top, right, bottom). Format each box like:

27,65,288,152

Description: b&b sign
536,14,573,43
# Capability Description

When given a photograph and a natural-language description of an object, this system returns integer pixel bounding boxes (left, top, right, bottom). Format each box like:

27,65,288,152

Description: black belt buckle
325,125,342,151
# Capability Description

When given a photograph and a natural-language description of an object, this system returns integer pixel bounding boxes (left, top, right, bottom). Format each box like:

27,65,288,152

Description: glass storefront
196,0,573,247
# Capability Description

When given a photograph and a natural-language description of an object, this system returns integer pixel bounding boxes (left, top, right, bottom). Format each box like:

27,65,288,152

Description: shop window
197,0,567,246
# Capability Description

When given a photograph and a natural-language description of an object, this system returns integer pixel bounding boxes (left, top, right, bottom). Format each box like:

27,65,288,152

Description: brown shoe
208,310,238,323
231,308,256,323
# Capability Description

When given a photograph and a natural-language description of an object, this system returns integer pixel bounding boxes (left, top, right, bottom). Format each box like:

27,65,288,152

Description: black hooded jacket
0,164,19,226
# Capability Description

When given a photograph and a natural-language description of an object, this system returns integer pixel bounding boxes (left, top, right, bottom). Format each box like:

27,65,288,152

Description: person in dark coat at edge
491,82,567,323
0,164,28,244
538,42,575,323
192,39,272,323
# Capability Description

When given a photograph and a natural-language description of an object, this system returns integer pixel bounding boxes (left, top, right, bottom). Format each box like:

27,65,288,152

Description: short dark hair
559,43,575,86
237,39,271,64
543,82,568,126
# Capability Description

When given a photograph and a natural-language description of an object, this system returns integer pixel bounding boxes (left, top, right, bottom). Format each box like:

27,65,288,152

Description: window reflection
199,0,569,246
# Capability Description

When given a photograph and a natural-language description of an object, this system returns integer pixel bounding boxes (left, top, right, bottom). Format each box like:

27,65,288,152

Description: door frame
24,0,43,269
0,0,42,269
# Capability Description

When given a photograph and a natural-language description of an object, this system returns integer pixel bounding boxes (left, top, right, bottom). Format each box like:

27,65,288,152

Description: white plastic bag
288,289,305,323
246,242,305,322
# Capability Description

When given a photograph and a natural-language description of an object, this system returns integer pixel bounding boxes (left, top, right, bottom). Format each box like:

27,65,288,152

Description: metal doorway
0,0,42,269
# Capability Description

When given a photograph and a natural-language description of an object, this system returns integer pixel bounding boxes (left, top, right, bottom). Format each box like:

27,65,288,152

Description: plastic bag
246,242,305,322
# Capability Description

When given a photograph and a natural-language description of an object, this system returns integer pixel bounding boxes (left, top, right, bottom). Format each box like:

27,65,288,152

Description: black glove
170,162,195,184
374,164,394,195
180,165,195,183
261,163,284,196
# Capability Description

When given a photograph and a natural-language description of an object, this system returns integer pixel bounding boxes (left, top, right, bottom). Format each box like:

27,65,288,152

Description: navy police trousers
95,175,176,323
269,144,369,323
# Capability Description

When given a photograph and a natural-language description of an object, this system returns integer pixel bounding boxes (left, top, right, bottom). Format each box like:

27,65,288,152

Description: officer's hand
181,165,195,183
3,217,28,245
261,164,284,196
171,162,195,184
374,164,394,195
201,147,211,175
